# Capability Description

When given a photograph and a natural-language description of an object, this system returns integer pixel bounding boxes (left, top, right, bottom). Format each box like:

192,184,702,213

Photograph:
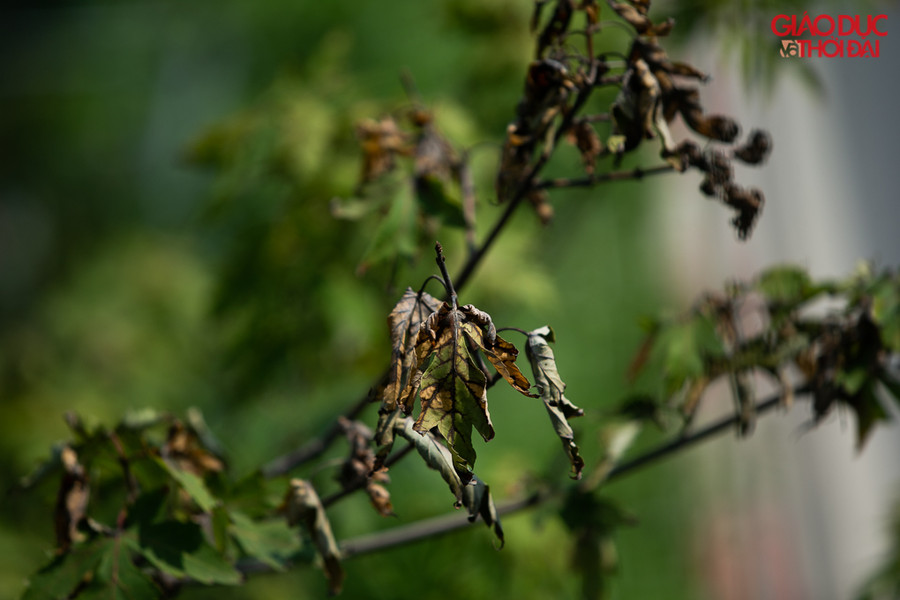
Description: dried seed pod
733,129,772,165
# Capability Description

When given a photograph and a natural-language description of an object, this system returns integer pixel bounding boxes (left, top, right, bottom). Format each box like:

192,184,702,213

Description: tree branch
336,385,807,558
261,392,374,478
535,164,675,190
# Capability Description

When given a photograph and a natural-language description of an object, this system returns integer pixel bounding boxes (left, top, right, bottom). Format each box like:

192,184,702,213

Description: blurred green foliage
1,0,853,599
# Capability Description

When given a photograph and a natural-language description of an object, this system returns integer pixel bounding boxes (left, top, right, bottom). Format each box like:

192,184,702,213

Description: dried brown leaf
284,480,344,595
55,446,89,551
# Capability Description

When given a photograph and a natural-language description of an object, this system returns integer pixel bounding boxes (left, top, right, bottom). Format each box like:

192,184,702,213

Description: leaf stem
434,242,457,309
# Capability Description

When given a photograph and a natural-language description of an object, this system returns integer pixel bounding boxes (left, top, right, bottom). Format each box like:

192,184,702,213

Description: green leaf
230,511,303,572
23,534,160,600
526,326,585,480
130,520,241,585
415,175,465,227
81,542,159,600
155,457,219,513
656,315,725,396
837,367,870,396
22,538,105,600
211,506,231,555
755,265,816,305
850,384,889,452
870,277,900,352
358,175,417,272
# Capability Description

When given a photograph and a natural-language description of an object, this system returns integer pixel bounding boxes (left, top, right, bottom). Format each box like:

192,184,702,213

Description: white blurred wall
653,11,900,599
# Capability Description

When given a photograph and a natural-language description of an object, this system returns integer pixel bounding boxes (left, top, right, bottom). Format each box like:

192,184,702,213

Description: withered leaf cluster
614,34,771,239
630,266,900,449
497,0,772,239
379,292,534,480
335,108,471,272
335,417,393,517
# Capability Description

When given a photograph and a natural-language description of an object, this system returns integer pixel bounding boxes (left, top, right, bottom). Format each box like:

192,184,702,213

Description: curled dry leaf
162,420,225,477
381,287,443,415
568,119,603,174
611,58,677,161
55,446,90,551
356,117,410,187
526,326,585,480
393,417,504,546
336,417,393,517
284,479,344,595
733,129,773,165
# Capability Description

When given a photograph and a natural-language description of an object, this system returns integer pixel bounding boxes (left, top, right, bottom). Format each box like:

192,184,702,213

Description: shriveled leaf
365,483,394,517
356,116,409,185
395,416,464,505
611,58,677,161
382,288,443,414
526,326,585,479
335,417,376,490
55,446,90,551
284,479,343,595
730,372,756,437
162,420,225,476
536,0,574,57
462,476,504,548
395,417,502,541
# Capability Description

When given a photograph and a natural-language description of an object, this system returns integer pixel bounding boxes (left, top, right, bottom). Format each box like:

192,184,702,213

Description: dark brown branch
340,491,545,559
535,164,675,190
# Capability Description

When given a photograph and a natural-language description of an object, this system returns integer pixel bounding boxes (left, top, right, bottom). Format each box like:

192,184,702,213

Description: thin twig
261,392,373,478
453,60,600,292
535,164,675,190
320,443,415,508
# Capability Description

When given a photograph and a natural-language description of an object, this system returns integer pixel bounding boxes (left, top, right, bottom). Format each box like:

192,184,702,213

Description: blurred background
2,0,898,599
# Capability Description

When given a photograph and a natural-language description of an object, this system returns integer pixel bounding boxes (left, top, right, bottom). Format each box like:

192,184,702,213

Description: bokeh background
2,0,899,599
